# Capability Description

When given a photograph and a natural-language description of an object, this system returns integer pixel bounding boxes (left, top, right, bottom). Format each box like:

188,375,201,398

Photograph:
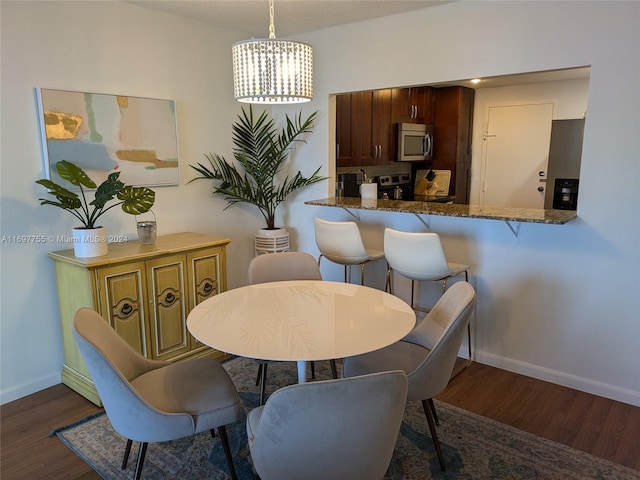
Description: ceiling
126,0,453,38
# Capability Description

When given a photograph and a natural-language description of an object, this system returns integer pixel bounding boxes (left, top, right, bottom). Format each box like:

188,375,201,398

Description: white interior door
481,102,555,208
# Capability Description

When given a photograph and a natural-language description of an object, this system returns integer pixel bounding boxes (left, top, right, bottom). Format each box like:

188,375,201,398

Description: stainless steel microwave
397,123,433,161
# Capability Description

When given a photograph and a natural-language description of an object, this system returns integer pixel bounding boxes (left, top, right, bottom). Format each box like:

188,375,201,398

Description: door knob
538,186,544,192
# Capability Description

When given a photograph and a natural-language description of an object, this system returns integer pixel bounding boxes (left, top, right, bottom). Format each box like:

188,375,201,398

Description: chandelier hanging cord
268,0,276,39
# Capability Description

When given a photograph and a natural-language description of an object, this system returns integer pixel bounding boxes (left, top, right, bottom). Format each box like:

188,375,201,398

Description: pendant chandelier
232,0,313,104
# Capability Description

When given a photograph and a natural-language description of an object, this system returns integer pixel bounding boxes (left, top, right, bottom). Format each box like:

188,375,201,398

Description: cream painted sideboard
49,232,230,406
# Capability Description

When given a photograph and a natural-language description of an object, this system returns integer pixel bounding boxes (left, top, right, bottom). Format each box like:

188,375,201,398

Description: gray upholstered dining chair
73,307,242,480
342,281,476,471
314,217,385,285
246,371,408,480
247,251,338,405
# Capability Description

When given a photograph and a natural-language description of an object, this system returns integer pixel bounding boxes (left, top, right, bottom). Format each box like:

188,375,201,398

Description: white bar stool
314,218,384,285
383,228,472,366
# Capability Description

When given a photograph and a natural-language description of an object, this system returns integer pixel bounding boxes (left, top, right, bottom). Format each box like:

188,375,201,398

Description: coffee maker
552,178,579,210
337,173,360,197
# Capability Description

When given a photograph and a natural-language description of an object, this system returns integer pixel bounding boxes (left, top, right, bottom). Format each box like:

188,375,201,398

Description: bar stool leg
410,279,417,310
385,264,392,293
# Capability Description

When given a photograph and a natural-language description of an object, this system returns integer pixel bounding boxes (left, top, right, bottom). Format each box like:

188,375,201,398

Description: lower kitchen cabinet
49,232,230,406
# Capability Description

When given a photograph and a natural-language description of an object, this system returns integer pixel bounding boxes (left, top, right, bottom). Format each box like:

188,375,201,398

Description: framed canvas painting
36,88,180,187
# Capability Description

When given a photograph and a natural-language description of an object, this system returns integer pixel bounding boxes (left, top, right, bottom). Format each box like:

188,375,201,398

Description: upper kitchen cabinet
336,93,353,167
391,86,434,124
336,89,394,167
432,86,475,203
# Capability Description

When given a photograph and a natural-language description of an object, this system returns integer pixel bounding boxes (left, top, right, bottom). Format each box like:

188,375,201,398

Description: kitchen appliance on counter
337,172,361,197
397,123,433,161
374,173,412,200
552,178,579,210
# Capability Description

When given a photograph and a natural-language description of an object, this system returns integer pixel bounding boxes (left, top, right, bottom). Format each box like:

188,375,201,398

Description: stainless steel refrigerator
544,118,585,210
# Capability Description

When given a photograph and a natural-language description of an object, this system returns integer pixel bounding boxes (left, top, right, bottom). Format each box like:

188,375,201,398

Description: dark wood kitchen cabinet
336,89,394,167
336,93,353,166
391,86,434,125
432,86,475,203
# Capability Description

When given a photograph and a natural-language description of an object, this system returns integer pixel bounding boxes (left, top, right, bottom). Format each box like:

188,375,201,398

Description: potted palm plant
190,106,326,251
36,160,156,257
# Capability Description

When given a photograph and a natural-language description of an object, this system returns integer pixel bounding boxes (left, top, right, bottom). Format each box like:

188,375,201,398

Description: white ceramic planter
255,227,290,255
72,226,108,258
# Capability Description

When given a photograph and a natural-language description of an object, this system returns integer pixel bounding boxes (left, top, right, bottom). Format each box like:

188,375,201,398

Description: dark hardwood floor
2,361,639,479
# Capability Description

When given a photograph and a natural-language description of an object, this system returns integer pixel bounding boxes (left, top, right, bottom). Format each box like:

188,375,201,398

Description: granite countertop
304,197,578,225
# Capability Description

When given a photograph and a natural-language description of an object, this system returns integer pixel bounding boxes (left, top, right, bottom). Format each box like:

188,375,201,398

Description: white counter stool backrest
383,228,472,365
247,251,338,404
246,371,408,480
314,217,384,285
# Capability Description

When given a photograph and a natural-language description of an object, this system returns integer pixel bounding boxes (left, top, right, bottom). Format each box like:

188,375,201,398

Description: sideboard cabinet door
187,246,227,350
146,254,190,361
96,262,148,356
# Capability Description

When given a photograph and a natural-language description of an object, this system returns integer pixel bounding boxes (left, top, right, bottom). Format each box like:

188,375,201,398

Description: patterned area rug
53,356,638,480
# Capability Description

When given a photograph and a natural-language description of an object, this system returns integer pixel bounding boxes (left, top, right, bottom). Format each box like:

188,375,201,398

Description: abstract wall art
36,88,180,187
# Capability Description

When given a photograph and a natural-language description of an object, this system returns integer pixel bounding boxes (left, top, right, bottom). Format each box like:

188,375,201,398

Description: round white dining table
187,280,415,383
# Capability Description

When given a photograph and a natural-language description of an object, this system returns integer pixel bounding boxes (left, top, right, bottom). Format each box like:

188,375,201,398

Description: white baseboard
0,373,61,405
472,350,640,407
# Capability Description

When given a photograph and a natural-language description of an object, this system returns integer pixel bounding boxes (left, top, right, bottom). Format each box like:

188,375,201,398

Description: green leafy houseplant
35,160,156,229
190,106,326,230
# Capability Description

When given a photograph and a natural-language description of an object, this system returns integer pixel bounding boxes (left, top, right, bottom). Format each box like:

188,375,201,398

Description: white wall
2,1,639,406
0,0,256,403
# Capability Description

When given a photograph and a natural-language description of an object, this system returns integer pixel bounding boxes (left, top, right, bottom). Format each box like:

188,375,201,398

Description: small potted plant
190,106,325,252
36,160,156,257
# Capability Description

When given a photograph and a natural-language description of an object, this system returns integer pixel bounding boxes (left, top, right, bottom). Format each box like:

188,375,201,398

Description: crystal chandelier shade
232,1,313,104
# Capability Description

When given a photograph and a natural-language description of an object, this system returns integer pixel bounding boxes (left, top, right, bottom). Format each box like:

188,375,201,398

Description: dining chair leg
360,263,366,285
422,399,445,471
122,438,132,469
134,442,148,480
259,363,268,405
428,398,440,426
217,425,238,480
310,361,316,379
255,363,263,386
330,359,338,379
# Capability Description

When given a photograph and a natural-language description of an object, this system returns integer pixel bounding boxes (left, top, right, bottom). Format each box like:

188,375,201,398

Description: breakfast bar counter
305,197,577,225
